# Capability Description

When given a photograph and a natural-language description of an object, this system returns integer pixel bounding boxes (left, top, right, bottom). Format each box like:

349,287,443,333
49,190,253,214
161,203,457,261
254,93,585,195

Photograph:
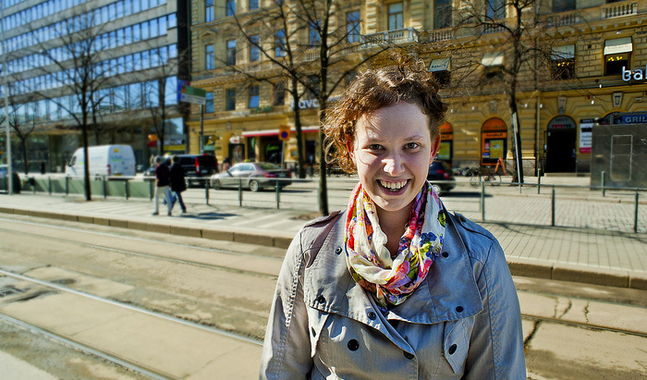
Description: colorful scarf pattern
345,181,446,310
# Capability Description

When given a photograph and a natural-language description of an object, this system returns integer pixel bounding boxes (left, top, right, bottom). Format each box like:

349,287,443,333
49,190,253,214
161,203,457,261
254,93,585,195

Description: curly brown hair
323,58,448,173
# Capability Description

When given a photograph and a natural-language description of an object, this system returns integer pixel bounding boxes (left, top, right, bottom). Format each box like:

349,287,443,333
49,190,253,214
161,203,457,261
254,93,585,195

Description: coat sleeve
259,232,313,379
464,241,526,380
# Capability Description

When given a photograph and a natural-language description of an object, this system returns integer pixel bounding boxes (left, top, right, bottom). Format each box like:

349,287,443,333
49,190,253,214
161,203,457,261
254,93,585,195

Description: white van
66,145,136,178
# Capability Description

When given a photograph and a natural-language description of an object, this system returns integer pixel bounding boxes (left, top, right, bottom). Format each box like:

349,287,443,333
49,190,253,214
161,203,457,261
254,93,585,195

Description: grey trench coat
260,210,526,379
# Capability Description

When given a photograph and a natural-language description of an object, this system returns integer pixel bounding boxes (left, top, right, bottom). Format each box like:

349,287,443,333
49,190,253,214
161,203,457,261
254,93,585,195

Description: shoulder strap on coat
304,210,343,267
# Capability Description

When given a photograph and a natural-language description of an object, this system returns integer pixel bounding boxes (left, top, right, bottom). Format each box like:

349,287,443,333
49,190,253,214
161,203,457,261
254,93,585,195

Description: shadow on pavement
180,212,239,220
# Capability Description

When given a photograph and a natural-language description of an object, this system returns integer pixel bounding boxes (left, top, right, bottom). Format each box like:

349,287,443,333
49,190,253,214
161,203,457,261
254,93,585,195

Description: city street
0,212,646,379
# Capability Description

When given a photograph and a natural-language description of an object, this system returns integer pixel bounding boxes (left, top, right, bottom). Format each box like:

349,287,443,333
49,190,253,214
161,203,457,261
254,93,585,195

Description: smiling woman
260,57,526,379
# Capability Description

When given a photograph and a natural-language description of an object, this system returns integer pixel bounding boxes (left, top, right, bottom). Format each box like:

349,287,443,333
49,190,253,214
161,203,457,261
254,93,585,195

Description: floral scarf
345,181,446,310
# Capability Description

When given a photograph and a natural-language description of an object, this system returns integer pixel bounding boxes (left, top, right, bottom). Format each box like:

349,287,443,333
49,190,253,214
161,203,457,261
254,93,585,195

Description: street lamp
0,3,12,195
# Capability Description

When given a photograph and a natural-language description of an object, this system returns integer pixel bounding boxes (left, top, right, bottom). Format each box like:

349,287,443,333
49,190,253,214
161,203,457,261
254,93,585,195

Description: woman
260,59,526,379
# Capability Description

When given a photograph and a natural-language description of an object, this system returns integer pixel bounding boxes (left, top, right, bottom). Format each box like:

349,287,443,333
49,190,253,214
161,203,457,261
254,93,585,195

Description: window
486,0,505,20
205,92,214,113
306,75,319,100
205,44,215,70
142,21,150,39
388,3,403,30
275,30,286,57
250,35,260,62
150,18,159,38
309,21,320,47
434,0,451,29
226,89,236,110
248,85,259,108
553,0,575,12
205,0,214,22
347,11,360,43
273,82,285,106
226,0,235,16
604,37,632,76
227,39,236,65
551,45,575,80
249,0,258,11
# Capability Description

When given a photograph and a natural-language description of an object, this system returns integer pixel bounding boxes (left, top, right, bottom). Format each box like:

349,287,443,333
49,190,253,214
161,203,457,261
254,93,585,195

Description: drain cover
51,278,76,285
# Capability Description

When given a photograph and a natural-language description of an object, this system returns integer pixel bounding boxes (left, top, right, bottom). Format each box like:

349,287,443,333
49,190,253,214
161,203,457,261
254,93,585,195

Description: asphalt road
1,213,646,379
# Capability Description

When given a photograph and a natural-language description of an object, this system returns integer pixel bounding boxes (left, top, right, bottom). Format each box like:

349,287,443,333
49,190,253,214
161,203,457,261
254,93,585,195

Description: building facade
1,0,190,172
188,0,646,176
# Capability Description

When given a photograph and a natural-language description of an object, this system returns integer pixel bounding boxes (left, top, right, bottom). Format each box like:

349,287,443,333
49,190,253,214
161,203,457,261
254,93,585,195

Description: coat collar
303,212,483,326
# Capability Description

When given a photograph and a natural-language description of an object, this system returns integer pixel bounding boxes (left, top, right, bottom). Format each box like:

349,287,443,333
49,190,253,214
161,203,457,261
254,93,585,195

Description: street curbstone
628,272,647,290
14,209,30,216
28,210,51,219
78,215,93,224
273,237,292,250
235,232,273,247
553,263,629,288
93,217,111,226
109,219,129,228
171,226,202,238
128,221,148,232
60,214,78,222
202,229,234,242
507,258,553,279
147,223,171,234
0,207,15,214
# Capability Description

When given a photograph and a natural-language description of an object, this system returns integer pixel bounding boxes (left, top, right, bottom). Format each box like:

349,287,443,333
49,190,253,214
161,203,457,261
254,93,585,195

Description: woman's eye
367,144,383,151
404,142,420,149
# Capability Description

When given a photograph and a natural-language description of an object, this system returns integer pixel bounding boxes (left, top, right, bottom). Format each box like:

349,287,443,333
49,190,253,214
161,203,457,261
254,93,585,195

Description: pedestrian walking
169,155,187,213
260,58,526,379
152,156,173,216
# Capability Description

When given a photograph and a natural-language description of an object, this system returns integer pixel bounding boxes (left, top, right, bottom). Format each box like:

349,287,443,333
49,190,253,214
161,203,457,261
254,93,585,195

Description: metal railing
360,27,419,48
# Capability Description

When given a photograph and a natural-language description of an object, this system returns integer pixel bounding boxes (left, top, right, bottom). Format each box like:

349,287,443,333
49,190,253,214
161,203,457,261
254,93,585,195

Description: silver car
210,162,292,192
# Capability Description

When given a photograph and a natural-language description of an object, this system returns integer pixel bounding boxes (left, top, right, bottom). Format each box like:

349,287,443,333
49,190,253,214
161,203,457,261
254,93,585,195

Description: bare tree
34,6,111,200
1,85,38,174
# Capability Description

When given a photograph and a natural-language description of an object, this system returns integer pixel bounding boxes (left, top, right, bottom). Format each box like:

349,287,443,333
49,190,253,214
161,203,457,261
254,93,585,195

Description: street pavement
1,175,646,291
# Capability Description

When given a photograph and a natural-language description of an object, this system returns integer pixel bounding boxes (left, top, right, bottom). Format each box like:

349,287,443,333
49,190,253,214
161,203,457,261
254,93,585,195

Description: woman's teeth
379,180,407,191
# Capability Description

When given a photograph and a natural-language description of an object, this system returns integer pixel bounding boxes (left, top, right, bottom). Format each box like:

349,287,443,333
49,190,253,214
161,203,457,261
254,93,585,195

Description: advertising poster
579,119,593,154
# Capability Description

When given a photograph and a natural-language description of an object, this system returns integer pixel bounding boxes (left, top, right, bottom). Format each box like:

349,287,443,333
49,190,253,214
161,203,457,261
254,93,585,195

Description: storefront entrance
544,115,576,173
481,118,507,166
437,122,453,164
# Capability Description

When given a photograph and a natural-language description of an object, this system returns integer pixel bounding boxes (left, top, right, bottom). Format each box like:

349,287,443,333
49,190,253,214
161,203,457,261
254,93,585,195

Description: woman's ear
429,135,441,165
347,138,355,163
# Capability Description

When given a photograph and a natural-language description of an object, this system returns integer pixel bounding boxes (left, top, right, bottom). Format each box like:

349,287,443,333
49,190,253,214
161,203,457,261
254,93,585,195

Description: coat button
456,306,464,313
311,327,316,337
316,295,326,303
335,246,343,254
459,215,466,223
448,344,457,355
403,351,415,360
441,251,449,258
367,311,376,320
347,339,359,351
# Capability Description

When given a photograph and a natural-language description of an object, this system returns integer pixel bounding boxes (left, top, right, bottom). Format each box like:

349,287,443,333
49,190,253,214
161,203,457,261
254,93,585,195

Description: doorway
545,116,576,173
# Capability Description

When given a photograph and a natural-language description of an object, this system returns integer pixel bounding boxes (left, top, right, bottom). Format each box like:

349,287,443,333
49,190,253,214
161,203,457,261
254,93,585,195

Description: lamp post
1,3,12,195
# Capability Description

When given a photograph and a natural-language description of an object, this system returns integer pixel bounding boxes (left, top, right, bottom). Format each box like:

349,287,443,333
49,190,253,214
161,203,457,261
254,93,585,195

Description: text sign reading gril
622,66,646,81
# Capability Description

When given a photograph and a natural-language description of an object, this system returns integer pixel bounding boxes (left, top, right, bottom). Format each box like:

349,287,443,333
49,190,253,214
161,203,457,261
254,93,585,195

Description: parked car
210,162,292,192
144,154,219,187
427,161,456,195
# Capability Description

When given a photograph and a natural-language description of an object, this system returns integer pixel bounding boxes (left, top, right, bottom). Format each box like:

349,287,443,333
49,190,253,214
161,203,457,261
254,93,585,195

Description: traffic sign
278,125,290,141
177,82,207,105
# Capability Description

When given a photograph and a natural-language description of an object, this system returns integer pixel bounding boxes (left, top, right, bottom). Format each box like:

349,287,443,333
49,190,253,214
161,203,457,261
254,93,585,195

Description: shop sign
622,65,646,82
620,114,647,124
579,119,593,154
289,96,341,110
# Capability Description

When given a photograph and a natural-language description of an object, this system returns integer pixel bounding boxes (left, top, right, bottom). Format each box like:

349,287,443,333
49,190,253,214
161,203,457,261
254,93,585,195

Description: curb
1,206,644,290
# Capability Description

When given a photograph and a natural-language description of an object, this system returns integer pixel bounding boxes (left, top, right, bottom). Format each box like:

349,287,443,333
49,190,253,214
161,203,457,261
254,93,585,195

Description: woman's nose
383,154,405,175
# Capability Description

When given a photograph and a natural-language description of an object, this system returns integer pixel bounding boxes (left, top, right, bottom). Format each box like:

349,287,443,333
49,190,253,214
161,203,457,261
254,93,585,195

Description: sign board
177,81,207,105
279,125,290,141
579,119,593,154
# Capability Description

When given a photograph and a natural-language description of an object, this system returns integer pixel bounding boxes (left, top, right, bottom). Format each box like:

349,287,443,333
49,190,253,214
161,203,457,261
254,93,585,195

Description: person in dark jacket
169,155,187,213
153,156,173,216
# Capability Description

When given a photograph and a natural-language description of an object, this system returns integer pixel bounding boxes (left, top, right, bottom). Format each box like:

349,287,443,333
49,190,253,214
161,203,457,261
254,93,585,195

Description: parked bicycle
469,166,501,186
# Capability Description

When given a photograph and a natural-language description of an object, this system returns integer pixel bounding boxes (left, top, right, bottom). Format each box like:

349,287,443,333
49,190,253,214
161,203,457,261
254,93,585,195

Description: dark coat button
367,311,376,320
311,327,316,337
456,306,464,313
448,344,457,355
316,295,326,303
347,339,359,351
335,246,343,254
459,215,466,223
403,351,415,360
441,251,449,258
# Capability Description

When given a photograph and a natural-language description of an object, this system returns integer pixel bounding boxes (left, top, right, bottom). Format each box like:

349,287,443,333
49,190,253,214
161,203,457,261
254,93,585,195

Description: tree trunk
82,111,92,201
291,78,306,179
21,138,29,175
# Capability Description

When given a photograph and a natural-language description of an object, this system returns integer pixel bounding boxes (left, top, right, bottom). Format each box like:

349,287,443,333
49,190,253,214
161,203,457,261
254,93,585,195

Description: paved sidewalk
1,192,646,290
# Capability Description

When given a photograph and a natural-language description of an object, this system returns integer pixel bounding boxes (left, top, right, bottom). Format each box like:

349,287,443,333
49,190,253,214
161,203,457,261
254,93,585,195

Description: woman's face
351,102,440,219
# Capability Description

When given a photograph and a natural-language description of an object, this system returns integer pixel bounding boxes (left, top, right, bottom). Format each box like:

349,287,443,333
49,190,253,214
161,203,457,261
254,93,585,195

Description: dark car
427,161,456,195
210,162,292,192
144,154,219,187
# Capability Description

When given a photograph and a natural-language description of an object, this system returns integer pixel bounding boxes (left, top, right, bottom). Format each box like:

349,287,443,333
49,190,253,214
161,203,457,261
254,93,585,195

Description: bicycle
469,167,501,186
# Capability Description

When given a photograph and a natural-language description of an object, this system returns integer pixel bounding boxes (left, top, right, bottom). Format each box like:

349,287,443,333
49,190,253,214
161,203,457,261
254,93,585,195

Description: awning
241,126,320,138
482,52,504,67
604,37,632,55
429,58,450,72
551,44,575,60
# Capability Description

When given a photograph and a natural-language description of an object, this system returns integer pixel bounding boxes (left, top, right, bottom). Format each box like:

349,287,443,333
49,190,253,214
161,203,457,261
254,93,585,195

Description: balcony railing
602,2,638,19
546,11,580,27
428,29,455,43
483,24,506,34
361,27,419,49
